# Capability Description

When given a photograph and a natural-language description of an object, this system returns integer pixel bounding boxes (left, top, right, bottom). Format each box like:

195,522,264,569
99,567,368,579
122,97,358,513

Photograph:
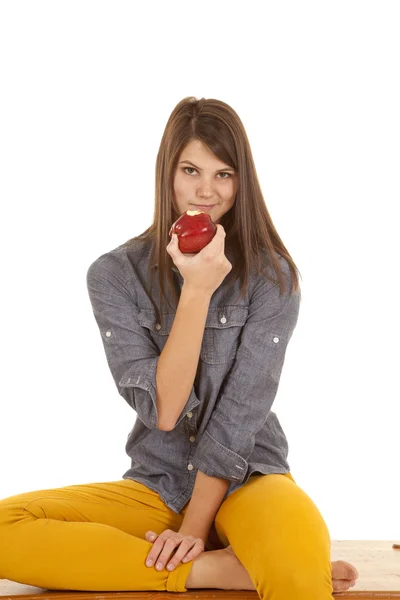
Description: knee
0,503,15,529
0,497,34,529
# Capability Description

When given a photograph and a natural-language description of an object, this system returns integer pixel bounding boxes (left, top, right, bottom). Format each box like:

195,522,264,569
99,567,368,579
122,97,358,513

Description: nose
197,180,215,199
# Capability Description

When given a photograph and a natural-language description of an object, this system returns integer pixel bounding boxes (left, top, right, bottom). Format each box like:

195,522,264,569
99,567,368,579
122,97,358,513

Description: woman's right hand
166,224,232,297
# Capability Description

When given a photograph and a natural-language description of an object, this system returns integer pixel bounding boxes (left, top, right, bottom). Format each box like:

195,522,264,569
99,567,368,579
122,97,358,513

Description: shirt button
105,331,112,337
187,463,194,471
155,323,161,331
187,411,193,419
189,436,196,442
273,336,280,343
220,316,227,324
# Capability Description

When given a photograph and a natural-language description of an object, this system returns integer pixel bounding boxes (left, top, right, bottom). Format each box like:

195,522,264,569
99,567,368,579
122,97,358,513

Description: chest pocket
200,305,249,365
137,305,249,365
137,309,176,354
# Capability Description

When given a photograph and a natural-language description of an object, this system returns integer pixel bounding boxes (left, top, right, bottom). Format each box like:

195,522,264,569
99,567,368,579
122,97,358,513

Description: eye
183,167,232,179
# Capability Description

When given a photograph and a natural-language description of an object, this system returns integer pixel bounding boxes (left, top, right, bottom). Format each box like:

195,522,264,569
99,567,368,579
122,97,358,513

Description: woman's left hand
144,529,205,572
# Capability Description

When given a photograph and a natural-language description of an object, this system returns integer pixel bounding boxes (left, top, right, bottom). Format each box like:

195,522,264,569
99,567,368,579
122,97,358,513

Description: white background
1,1,399,540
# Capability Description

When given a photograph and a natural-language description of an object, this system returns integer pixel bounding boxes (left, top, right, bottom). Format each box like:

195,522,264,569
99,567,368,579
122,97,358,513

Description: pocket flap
204,305,249,329
138,304,249,335
137,309,175,335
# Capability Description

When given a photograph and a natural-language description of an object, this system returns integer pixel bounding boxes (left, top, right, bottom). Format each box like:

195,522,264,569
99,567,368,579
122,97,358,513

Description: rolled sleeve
192,258,301,482
86,253,200,430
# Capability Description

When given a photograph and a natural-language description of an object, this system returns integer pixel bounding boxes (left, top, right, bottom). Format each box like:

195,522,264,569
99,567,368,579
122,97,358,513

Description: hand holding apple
167,220,232,297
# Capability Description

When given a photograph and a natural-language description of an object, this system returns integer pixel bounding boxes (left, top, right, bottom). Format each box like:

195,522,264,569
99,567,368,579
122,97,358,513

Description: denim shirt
86,237,301,515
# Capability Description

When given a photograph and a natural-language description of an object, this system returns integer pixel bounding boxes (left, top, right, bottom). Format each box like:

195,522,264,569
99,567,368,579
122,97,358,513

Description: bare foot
219,547,360,593
187,545,359,593
186,544,255,590
331,559,359,592
218,544,255,590
213,547,359,593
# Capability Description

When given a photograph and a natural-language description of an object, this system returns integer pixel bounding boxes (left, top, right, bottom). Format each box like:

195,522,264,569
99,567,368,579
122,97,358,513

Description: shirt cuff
119,357,201,430
191,429,248,483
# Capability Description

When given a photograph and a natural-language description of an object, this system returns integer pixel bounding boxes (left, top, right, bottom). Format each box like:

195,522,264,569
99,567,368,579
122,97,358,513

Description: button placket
186,411,197,468
186,412,196,439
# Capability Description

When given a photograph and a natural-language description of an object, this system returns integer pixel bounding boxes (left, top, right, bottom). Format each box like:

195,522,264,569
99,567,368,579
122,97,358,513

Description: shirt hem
121,475,186,514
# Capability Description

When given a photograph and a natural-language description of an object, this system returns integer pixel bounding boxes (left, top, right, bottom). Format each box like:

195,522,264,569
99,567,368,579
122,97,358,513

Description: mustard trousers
0,472,334,599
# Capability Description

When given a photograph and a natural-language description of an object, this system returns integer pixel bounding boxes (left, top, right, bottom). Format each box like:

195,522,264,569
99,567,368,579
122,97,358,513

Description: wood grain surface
0,540,399,599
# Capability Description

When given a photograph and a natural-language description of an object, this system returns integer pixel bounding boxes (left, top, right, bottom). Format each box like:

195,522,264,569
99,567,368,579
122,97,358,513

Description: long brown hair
123,96,302,324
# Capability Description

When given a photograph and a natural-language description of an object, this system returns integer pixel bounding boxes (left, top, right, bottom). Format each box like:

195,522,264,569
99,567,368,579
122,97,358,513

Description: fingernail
167,563,174,570
156,562,163,570
146,559,153,567
149,535,155,541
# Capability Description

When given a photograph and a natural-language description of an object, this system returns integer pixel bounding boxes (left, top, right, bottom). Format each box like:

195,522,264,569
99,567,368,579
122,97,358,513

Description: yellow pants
0,472,334,598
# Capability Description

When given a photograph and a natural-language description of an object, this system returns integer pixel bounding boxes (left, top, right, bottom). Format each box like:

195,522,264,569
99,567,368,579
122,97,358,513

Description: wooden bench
1,541,399,600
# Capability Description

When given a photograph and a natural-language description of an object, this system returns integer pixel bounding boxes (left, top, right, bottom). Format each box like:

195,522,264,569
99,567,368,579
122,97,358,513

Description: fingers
169,539,203,569
145,535,164,568
146,537,182,571
144,530,202,572
199,224,225,256
167,233,178,251
212,224,225,241
166,234,179,261
161,539,193,571
145,531,157,543
145,532,175,570
214,225,227,250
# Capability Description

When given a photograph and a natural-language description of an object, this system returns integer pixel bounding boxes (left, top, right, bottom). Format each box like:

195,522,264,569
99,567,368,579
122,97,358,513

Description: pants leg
214,472,334,600
0,479,192,592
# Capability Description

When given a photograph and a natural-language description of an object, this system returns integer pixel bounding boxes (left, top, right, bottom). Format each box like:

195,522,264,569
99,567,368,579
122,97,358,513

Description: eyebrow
179,160,235,173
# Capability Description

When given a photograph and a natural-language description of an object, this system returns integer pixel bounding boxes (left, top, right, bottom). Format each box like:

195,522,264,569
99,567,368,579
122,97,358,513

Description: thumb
167,233,178,255
170,233,179,248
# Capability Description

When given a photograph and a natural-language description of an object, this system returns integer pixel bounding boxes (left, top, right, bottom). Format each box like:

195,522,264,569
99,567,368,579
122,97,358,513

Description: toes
332,562,347,579
333,576,358,593
333,580,348,593
333,579,353,593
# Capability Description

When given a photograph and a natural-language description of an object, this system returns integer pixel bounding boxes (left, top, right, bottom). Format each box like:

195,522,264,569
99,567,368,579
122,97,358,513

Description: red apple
169,210,217,254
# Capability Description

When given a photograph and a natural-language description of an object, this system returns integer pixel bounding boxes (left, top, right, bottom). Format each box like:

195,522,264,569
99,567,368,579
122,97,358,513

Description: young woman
0,97,358,598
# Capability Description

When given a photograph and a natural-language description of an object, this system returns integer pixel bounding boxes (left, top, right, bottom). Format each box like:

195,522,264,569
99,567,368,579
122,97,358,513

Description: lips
193,204,216,211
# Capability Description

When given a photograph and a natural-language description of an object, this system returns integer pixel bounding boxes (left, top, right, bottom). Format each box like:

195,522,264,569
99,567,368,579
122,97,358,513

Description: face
172,139,238,225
